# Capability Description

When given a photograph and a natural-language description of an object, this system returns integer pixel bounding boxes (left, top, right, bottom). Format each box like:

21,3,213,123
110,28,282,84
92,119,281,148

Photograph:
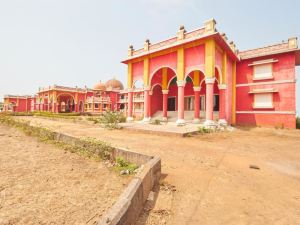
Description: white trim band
205,77,215,84
236,111,295,115
236,79,296,87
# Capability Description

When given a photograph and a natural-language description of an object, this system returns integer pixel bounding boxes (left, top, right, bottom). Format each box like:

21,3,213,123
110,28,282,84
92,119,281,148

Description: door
200,96,205,111
167,97,176,111
213,95,219,111
184,97,194,111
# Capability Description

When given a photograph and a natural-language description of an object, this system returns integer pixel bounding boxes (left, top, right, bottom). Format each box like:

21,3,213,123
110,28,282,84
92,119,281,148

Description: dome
105,78,124,90
93,81,106,91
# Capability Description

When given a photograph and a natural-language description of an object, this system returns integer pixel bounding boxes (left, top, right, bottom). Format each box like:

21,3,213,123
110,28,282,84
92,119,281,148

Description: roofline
239,48,299,60
122,31,239,64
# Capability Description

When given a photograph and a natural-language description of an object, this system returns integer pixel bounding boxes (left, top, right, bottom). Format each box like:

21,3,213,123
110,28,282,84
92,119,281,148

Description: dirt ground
0,125,130,225
15,117,300,225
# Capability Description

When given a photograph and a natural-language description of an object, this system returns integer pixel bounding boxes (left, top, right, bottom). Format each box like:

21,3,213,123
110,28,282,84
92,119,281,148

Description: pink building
121,19,300,128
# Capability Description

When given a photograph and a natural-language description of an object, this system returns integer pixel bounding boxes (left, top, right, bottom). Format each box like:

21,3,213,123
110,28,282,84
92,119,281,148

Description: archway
79,101,84,112
149,67,176,119
57,94,75,113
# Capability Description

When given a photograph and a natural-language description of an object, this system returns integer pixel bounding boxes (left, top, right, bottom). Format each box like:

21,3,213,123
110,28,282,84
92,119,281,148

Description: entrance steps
151,111,219,123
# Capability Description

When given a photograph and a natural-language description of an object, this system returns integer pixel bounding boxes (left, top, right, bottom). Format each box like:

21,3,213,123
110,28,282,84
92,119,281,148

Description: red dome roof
93,81,106,91
105,78,124,90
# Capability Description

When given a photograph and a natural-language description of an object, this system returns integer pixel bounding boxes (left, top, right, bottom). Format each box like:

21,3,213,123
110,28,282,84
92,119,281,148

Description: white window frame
253,93,273,109
253,63,273,80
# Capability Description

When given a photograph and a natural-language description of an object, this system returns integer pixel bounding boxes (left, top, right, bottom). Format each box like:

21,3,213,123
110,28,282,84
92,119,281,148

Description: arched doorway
57,94,75,113
149,67,177,120
79,101,84,112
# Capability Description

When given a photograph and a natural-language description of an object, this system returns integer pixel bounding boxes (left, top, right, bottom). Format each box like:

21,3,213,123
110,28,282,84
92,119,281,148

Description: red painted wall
236,52,296,128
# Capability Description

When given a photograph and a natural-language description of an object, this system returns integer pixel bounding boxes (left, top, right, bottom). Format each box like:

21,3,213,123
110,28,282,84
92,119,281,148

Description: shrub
151,119,161,125
99,111,126,129
296,117,300,129
198,126,211,134
115,157,138,174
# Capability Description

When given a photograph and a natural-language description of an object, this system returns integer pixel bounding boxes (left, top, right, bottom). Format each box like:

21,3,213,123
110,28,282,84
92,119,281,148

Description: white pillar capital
176,80,186,87
162,90,169,94
218,84,227,90
205,77,215,84
193,86,201,92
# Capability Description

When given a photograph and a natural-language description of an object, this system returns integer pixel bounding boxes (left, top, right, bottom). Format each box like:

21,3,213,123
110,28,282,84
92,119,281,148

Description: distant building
2,78,125,114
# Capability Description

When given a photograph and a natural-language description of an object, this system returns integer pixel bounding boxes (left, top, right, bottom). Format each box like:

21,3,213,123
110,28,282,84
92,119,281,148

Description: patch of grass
114,157,138,174
98,111,126,129
198,126,212,134
296,117,300,129
0,114,113,161
151,119,161,125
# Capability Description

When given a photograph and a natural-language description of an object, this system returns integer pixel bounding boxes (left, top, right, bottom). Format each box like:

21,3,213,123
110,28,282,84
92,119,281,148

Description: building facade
3,79,125,114
2,19,299,128
121,19,299,128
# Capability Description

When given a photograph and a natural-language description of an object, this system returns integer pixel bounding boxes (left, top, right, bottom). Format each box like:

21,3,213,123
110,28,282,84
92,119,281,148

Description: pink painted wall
132,61,144,82
236,52,296,128
149,52,177,77
184,45,205,68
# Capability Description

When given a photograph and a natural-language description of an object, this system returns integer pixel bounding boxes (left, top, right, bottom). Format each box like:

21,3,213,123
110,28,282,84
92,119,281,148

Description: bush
99,111,126,129
115,157,138,174
151,119,161,125
296,117,300,129
198,126,211,134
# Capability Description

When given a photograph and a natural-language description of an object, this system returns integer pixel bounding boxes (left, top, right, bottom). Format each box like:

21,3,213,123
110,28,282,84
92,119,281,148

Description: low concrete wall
52,132,161,225
98,156,161,225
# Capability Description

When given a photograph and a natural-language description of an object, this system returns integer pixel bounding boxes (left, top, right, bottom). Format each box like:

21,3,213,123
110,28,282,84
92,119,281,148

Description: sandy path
0,124,130,225
20,116,300,225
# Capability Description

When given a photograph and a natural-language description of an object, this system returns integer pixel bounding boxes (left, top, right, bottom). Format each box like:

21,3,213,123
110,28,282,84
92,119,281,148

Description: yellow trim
143,58,149,86
205,39,215,78
125,40,206,64
222,52,227,84
193,70,200,86
232,61,237,125
162,68,168,89
127,62,133,88
177,47,184,81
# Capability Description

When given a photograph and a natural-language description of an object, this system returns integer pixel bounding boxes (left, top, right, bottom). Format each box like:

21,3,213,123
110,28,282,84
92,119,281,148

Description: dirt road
0,125,130,225
20,117,300,225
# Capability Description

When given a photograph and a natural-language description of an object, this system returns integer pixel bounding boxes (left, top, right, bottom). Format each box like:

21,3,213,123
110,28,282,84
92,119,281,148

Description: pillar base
176,119,185,126
162,117,168,122
143,117,151,123
126,117,134,122
218,119,228,126
204,120,216,128
193,118,201,124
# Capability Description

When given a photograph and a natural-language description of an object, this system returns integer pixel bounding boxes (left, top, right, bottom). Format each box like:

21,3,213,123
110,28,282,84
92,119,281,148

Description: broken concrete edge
97,156,161,225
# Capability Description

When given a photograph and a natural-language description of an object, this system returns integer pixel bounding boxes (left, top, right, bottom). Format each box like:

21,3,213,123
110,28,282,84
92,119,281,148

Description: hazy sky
0,0,299,113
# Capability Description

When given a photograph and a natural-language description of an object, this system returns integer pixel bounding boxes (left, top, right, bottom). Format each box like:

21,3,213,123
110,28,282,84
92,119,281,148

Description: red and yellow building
121,19,299,128
3,79,124,114
2,19,300,128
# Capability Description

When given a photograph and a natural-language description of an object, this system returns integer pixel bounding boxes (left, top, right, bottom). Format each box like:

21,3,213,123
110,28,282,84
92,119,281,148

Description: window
253,93,273,108
253,63,273,80
95,103,99,109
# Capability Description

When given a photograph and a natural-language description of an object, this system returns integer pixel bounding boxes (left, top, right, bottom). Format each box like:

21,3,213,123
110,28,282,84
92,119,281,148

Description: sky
0,0,299,113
